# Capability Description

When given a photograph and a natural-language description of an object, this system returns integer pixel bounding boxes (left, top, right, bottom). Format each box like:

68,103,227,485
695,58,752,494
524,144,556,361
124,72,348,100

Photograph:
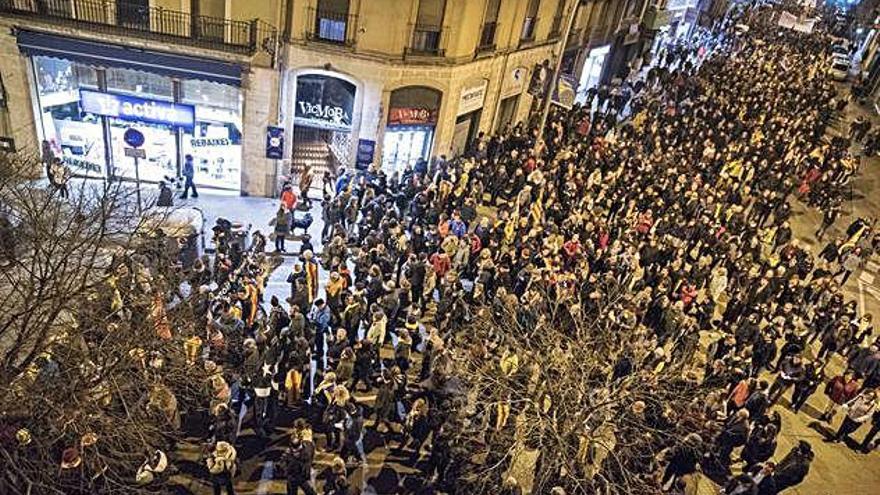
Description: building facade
0,0,650,197
0,0,281,196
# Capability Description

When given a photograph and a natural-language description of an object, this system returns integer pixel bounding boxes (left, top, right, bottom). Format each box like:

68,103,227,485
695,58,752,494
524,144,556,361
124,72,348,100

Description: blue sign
80,89,195,128
123,128,145,148
355,139,375,170
266,126,284,159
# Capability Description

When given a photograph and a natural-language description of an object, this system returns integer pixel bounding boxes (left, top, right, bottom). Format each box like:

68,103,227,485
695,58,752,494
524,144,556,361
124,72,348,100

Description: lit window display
33,56,105,177
180,80,243,191
105,67,177,183
31,59,243,191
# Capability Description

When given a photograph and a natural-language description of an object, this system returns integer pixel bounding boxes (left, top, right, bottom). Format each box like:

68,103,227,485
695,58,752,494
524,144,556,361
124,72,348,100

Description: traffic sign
124,147,146,159
123,128,145,148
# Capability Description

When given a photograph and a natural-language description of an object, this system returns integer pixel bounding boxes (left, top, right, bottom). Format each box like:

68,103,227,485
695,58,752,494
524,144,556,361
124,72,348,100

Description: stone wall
0,21,40,162
240,66,281,197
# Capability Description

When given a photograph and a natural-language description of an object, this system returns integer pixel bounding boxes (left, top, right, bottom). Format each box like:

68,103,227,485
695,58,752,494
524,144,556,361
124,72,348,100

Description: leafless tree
445,283,716,495
0,153,210,494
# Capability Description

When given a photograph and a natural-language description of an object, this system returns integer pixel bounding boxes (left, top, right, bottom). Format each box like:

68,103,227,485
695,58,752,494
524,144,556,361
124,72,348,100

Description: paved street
159,91,880,494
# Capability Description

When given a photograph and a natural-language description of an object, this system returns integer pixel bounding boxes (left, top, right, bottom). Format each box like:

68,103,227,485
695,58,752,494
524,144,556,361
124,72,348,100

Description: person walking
831,388,877,444
180,154,198,199
205,441,237,495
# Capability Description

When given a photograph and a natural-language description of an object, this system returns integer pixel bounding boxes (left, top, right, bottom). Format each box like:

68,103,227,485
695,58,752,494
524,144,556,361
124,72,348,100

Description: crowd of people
164,6,880,495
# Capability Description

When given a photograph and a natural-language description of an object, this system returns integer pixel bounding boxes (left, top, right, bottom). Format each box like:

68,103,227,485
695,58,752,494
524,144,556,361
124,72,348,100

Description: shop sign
355,139,375,170
266,126,284,159
551,73,577,110
388,107,438,126
79,90,195,128
294,73,356,132
501,67,527,98
457,79,488,116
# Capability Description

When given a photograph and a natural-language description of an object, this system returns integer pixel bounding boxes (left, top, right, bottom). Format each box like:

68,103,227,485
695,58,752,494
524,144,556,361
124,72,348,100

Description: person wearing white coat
832,388,877,443
709,266,729,304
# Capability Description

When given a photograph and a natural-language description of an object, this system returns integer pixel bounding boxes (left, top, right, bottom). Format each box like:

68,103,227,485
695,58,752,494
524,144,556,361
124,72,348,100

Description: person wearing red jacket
820,369,861,422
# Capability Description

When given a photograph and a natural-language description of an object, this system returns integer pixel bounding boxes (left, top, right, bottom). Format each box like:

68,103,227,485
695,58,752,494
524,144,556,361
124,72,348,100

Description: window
521,0,540,41
106,67,173,100
32,57,105,177
315,0,351,43
479,0,502,50
549,0,566,37
0,74,11,148
181,80,243,191
116,0,150,30
411,0,446,53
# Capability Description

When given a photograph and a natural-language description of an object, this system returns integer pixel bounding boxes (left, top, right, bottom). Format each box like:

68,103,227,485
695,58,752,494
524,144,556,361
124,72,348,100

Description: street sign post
123,128,145,212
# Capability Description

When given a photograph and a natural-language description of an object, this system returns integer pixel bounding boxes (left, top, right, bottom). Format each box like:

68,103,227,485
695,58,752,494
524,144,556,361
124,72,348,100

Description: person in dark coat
762,441,813,493
280,434,317,495
717,409,750,465
741,423,778,471
660,433,702,491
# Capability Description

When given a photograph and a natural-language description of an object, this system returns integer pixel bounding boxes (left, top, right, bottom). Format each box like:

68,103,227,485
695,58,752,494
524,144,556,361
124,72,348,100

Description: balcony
0,0,277,57
520,16,538,43
306,7,357,46
406,23,445,57
477,21,497,53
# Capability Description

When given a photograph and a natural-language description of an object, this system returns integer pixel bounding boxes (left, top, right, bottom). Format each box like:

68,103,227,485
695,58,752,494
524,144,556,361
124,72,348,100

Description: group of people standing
178,6,880,495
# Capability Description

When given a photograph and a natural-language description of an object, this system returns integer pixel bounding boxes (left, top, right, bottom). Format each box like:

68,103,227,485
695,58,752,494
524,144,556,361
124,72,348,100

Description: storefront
575,45,611,105
382,86,442,175
450,79,488,157
290,71,357,179
20,31,244,191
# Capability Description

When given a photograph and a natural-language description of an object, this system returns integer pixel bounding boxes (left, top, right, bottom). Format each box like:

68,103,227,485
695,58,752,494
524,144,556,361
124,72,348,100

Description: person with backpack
280,433,317,495
205,441,237,495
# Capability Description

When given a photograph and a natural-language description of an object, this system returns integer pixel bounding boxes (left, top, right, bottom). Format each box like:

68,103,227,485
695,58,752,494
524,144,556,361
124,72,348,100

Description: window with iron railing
478,21,497,52
549,15,563,37
307,0,355,44
408,24,444,55
478,0,501,52
0,0,278,56
521,0,540,41
520,16,538,41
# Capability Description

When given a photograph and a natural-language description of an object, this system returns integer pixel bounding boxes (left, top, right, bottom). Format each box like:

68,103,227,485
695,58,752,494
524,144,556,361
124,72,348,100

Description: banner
266,126,284,159
551,73,577,110
355,139,375,170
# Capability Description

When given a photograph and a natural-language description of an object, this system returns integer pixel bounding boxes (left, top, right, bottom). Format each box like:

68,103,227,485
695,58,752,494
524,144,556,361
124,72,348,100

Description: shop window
181,80,243,191
107,67,173,100
32,56,105,177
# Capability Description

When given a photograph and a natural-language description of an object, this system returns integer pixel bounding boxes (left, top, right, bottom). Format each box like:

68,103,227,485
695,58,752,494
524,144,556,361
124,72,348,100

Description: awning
16,30,242,86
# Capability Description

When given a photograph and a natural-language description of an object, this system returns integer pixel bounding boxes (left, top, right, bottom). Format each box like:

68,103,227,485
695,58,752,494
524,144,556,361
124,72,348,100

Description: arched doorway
290,71,357,182
382,86,442,175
